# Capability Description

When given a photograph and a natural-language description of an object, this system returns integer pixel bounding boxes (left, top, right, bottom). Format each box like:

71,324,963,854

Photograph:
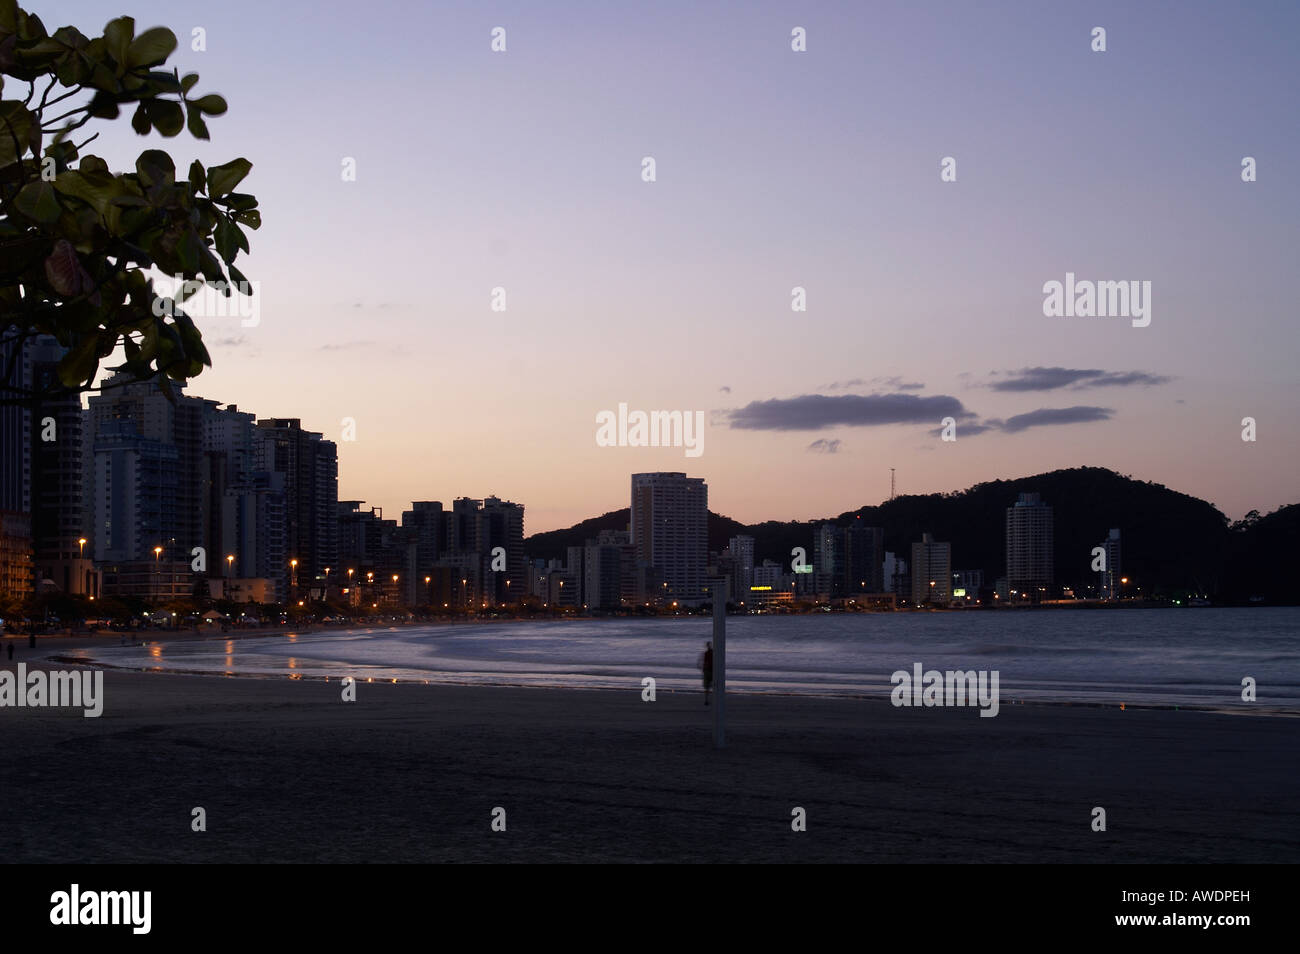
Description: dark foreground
2,664,1296,863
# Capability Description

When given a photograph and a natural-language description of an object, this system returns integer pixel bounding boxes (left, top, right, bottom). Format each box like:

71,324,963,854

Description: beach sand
1,635,1296,863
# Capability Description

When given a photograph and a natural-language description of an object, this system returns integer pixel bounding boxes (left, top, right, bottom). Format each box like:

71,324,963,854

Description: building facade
1006,492,1054,601
630,472,708,605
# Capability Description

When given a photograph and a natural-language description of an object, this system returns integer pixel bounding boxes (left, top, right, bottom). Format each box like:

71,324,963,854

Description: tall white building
630,472,708,605
1006,492,1053,601
910,533,951,605
1098,528,1121,599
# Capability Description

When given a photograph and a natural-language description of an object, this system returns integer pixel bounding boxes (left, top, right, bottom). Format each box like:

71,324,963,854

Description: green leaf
186,104,209,140
206,157,251,196
52,169,122,214
13,179,61,222
233,208,261,229
180,72,199,93
135,149,175,186
145,99,183,136
102,16,134,66
214,217,238,261
0,101,34,166
191,94,227,115
59,335,100,388
131,101,151,135
188,160,205,194
86,91,120,120
127,26,176,68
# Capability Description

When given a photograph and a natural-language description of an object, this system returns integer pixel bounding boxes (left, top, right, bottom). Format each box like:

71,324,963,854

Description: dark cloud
807,439,842,453
719,385,731,393
728,393,974,431
990,367,1171,392
998,406,1113,433
926,420,998,438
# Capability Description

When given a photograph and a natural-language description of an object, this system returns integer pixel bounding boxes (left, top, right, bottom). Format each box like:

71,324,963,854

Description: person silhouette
700,641,714,705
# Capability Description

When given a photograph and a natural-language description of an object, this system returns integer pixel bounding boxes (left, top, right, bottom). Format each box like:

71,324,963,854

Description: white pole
713,579,726,749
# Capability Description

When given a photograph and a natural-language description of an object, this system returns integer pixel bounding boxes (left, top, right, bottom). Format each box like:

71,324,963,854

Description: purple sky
56,0,1300,531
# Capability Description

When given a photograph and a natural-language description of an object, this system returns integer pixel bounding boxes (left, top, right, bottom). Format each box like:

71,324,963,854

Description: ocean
84,606,1300,711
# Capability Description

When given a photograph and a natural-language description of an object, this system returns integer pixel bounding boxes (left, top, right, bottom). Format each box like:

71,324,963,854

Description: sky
44,0,1300,532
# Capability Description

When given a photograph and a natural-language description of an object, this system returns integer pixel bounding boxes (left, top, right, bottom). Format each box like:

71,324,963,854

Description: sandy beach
2,631,1296,864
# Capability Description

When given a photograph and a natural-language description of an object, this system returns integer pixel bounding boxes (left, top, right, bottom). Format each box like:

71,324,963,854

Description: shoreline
12,626,1295,718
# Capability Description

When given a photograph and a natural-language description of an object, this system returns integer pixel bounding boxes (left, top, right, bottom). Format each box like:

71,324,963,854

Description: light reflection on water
84,609,1300,709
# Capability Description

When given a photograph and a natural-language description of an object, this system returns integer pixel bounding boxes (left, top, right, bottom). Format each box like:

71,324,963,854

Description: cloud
822,376,924,391
997,406,1113,433
727,393,975,431
719,385,731,393
807,439,842,453
929,406,1115,437
990,367,1171,392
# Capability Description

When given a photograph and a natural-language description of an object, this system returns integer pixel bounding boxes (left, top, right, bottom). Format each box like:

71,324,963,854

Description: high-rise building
222,471,286,602
884,551,909,598
0,511,32,602
1006,492,1054,601
583,528,636,611
88,373,205,564
28,337,94,595
727,534,755,597
255,419,338,596
0,332,96,598
0,327,34,519
1098,528,1121,600
630,472,708,604
402,501,446,571
814,522,885,597
911,533,952,605
478,496,525,604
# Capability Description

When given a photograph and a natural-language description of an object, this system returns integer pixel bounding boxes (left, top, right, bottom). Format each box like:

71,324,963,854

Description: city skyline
35,0,1299,532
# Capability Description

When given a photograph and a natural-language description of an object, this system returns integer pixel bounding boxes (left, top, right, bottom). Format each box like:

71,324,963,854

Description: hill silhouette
523,467,1296,602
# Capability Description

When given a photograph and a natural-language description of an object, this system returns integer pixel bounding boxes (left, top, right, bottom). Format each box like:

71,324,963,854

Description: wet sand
2,636,1296,863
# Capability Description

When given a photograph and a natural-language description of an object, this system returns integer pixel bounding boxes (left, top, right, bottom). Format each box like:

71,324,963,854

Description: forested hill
524,468,1297,602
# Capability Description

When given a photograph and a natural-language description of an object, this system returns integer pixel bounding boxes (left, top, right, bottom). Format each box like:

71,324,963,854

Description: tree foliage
0,0,258,405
